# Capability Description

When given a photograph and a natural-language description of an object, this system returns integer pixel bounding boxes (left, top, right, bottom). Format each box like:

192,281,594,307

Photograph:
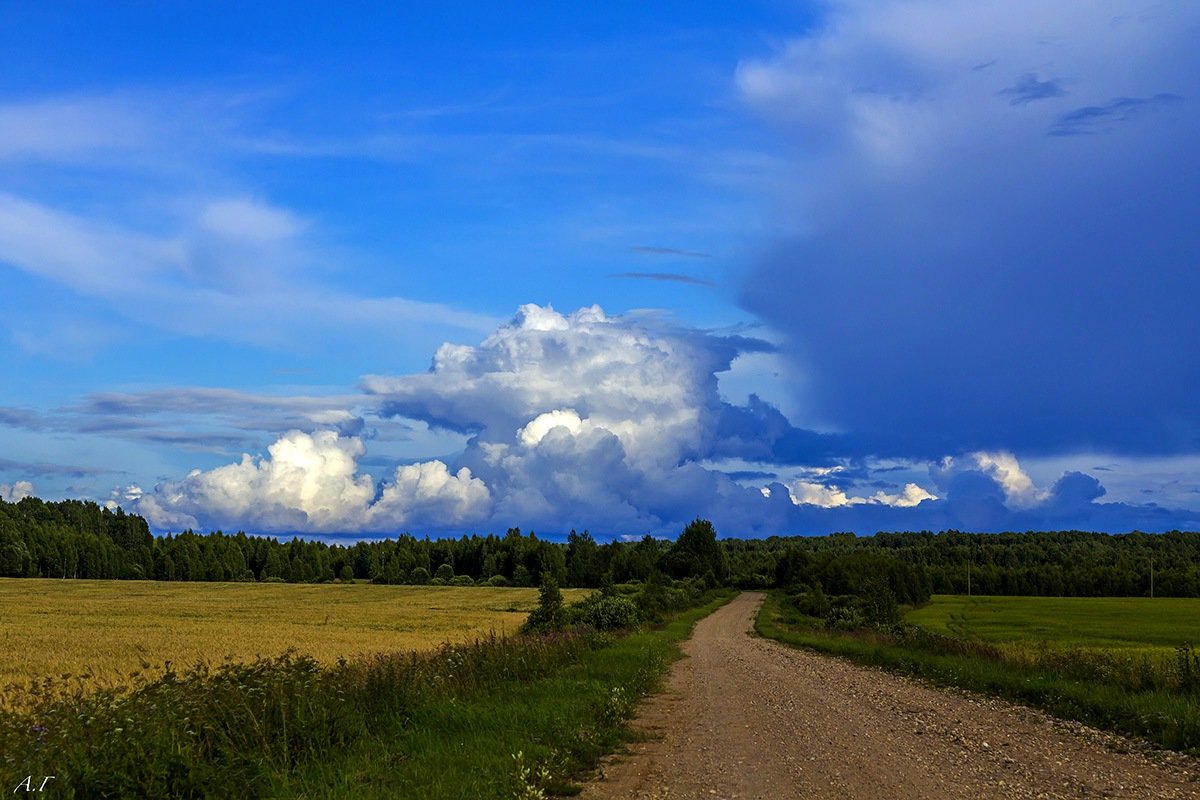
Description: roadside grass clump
1,578,732,798
756,591,1200,754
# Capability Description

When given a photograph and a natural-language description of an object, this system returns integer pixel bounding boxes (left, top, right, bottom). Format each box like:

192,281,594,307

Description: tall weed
0,633,593,797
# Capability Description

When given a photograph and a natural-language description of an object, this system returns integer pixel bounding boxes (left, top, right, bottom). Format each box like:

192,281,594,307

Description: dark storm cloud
725,469,778,482
736,0,1200,461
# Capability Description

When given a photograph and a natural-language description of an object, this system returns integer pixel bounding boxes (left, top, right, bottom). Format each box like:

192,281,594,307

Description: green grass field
906,594,1200,653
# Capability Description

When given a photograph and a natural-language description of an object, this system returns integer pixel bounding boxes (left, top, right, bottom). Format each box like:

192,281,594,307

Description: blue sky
1,1,1197,537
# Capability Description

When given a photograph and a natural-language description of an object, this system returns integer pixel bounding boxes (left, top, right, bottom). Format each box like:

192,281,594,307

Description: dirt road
579,592,1200,799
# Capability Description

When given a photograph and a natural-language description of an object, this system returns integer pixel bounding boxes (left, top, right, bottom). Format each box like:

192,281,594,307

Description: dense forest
1,494,1198,597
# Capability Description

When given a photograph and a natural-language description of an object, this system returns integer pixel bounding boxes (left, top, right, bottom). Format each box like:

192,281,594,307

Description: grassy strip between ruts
755,591,1200,755
268,589,735,799
1,589,732,798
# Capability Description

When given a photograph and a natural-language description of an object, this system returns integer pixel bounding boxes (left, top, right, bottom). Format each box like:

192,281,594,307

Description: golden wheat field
0,579,588,691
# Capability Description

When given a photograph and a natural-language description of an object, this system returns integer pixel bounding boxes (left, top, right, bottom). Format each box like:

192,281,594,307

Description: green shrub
568,593,640,630
789,584,831,618
856,577,901,630
521,577,567,633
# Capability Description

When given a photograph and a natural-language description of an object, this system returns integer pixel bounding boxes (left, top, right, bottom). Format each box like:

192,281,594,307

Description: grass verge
271,589,734,799
755,591,1200,755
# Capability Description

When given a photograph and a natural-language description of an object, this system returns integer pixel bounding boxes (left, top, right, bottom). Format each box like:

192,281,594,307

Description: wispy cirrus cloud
0,457,110,478
0,406,47,431
0,80,769,373
999,73,1066,106
0,94,159,162
610,271,715,287
628,245,712,258
1050,93,1183,136
0,388,372,455
0,192,500,354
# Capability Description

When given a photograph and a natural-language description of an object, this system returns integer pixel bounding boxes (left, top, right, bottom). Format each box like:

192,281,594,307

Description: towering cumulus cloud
361,304,782,532
126,304,1200,535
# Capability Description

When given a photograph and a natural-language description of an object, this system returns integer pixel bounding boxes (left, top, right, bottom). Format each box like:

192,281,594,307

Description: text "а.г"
13,776,55,793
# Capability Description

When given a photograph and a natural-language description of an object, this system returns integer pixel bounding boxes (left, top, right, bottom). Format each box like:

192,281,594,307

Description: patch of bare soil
578,592,1200,799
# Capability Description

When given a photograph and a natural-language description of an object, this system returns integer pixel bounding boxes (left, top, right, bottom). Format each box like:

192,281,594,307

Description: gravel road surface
579,592,1200,799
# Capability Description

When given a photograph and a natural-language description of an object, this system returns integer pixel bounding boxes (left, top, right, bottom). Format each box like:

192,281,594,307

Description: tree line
0,495,726,588
728,529,1200,598
1,494,1197,597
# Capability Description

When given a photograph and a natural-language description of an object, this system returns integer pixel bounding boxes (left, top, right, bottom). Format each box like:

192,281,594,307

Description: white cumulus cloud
132,430,490,533
870,483,938,508
372,460,491,529
934,451,1049,509
786,477,937,508
787,480,858,508
518,409,586,447
0,480,34,502
969,451,1048,508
